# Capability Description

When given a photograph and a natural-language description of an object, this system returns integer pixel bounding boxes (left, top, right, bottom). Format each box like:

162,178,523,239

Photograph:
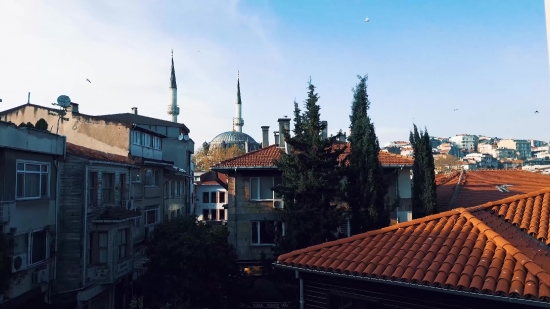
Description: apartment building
497,139,531,160
194,171,228,223
0,121,66,308
448,134,477,151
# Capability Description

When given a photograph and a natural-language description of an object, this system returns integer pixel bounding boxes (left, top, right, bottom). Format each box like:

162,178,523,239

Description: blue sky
0,0,548,148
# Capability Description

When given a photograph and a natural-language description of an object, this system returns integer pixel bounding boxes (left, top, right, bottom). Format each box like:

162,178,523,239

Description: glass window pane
259,221,275,244
16,173,24,198
41,165,48,172
31,230,47,264
17,163,24,171
41,173,48,197
99,233,108,246
24,173,40,197
210,209,217,220
274,177,282,198
250,178,259,200
25,164,40,172
99,249,107,263
251,222,259,244
259,177,273,200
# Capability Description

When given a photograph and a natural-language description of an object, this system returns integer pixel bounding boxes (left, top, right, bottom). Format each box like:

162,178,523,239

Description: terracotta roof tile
437,170,550,211
277,188,550,302
66,142,135,165
213,142,414,169
200,180,220,185
217,172,228,184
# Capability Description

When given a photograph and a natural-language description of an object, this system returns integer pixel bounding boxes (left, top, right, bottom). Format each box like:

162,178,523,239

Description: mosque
199,71,262,153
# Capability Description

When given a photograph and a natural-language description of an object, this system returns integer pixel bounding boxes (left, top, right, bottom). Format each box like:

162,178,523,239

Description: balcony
0,201,13,224
86,258,133,285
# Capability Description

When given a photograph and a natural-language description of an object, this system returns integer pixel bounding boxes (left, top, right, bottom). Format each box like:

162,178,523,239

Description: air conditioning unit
11,254,28,273
273,200,284,209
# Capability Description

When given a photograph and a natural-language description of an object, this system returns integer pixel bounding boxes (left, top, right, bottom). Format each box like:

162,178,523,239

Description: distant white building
449,134,476,151
194,171,228,223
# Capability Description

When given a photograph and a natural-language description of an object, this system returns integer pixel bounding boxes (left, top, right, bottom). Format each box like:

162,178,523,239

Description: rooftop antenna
48,95,71,134
27,92,30,104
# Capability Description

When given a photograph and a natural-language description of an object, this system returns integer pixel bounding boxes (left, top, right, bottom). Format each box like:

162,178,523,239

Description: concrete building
448,134,477,151
194,171,228,223
53,143,142,309
0,121,66,308
497,139,531,160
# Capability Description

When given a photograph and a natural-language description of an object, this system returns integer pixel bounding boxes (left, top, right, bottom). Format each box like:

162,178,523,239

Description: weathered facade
0,121,65,308
0,103,194,215
52,143,142,309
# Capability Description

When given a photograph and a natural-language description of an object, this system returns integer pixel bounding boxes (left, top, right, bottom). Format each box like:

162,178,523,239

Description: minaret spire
167,49,180,123
232,70,244,132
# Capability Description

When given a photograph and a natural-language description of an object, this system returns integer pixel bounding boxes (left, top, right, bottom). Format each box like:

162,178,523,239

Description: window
210,192,217,203
131,130,141,145
120,174,127,200
101,173,115,203
202,209,209,220
143,134,152,148
251,221,283,245
210,209,217,220
250,177,282,201
170,181,176,197
30,230,48,265
131,169,142,199
164,182,169,198
219,192,226,203
16,161,50,199
88,171,98,207
219,209,226,221
90,232,108,264
118,229,130,260
153,136,162,150
145,206,160,226
202,192,209,203
176,181,181,196
134,215,141,228
144,169,159,186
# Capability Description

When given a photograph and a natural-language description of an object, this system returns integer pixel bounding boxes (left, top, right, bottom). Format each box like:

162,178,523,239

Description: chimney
277,117,291,148
70,102,79,114
321,121,328,140
261,126,270,147
131,107,138,115
339,132,347,142
274,131,280,146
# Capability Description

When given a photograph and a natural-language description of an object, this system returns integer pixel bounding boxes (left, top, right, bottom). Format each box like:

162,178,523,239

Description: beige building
497,139,531,160
0,121,66,308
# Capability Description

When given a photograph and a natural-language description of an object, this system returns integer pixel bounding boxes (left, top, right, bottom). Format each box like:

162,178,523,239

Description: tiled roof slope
436,170,550,211
66,142,134,165
214,143,414,169
277,188,550,303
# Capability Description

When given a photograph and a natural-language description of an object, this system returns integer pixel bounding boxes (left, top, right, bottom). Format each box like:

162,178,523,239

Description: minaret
232,71,244,132
167,49,180,123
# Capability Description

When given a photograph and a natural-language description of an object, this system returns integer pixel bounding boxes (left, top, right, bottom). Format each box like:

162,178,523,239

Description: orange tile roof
277,188,550,303
436,170,550,212
66,142,135,165
200,180,220,185
213,143,414,169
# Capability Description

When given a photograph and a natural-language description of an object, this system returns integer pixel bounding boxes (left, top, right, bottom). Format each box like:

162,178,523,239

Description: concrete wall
227,170,282,262
1,105,130,156
0,121,65,156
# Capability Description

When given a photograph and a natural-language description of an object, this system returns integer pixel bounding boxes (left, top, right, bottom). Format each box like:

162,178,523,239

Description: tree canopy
35,118,49,131
345,75,388,235
139,215,247,308
410,124,437,218
192,144,244,171
434,154,462,173
273,79,346,254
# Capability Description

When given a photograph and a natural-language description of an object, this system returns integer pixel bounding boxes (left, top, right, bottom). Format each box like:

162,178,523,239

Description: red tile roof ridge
470,187,550,210
277,210,458,262
215,144,280,167
457,207,550,284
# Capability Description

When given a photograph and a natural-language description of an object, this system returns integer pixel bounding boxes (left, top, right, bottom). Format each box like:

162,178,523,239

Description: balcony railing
0,201,13,223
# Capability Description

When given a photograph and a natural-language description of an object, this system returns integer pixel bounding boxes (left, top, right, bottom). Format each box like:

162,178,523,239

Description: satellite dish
184,134,190,141
56,95,71,108
178,133,184,141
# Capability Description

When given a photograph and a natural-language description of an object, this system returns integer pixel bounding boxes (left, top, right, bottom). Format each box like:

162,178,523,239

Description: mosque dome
209,131,261,152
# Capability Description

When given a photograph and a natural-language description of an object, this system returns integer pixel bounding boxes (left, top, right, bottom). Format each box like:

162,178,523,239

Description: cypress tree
346,75,388,235
410,124,437,218
274,79,346,254
422,129,437,215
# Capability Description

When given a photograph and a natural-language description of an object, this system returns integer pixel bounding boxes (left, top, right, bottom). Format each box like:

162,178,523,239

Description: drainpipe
52,159,60,298
296,271,304,309
82,164,89,288
234,168,238,252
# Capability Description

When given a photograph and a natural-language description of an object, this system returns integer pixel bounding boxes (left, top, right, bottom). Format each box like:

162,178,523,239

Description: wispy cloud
0,0,283,145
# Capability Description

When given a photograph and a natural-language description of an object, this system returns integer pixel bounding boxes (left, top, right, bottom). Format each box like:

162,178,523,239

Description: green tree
35,118,49,131
140,215,247,308
18,122,26,127
345,75,388,234
273,79,346,254
410,124,437,218
0,233,11,295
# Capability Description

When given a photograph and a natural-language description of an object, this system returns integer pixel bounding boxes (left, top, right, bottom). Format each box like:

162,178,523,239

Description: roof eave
382,164,413,168
275,264,550,308
211,166,279,172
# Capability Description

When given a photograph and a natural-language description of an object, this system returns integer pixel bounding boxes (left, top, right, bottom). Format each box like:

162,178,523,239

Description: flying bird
364,17,370,22
86,79,91,83
535,110,539,114
454,109,458,111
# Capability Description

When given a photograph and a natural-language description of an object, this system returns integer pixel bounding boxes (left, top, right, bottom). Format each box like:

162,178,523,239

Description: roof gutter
211,166,278,172
274,264,550,308
88,160,137,168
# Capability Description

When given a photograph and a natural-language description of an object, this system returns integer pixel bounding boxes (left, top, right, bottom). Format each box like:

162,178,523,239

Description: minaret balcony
167,105,180,115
